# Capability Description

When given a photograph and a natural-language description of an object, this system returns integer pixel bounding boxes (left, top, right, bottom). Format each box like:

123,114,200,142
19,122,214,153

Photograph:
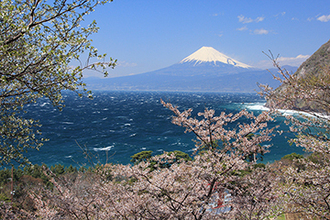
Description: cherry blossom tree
230,166,282,220
259,52,330,219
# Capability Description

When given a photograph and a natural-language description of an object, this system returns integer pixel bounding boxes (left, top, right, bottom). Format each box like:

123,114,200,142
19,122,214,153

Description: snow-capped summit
180,46,252,69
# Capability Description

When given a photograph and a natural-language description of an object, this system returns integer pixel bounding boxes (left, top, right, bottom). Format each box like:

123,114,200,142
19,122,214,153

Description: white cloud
277,55,310,64
237,26,248,31
254,29,269,35
238,15,265,23
256,54,310,69
238,15,253,23
117,61,137,67
317,14,330,22
255,17,265,22
275,12,286,18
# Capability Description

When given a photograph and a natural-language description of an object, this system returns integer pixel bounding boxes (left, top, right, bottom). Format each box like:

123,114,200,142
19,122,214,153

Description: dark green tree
131,150,192,171
51,164,65,175
65,165,78,173
281,152,304,161
0,0,116,166
130,151,153,165
167,150,192,163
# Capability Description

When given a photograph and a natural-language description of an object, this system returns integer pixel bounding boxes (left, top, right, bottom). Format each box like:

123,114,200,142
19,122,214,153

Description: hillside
268,39,330,113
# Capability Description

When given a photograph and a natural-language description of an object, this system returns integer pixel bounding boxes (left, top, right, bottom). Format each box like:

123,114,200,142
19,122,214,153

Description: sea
22,91,305,167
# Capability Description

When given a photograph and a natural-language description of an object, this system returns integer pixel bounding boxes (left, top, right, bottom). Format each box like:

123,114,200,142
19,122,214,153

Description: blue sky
83,0,330,77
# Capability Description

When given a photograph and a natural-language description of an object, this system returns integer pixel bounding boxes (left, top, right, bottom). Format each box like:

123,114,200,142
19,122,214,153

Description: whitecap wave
93,146,113,151
244,103,330,119
278,109,330,119
244,103,269,111
61,122,74,125
40,102,49,107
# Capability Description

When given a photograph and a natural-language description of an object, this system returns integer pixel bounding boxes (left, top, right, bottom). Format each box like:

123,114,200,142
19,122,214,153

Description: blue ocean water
23,91,304,167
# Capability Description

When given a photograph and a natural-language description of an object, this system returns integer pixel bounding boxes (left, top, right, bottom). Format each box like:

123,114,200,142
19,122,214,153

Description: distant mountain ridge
84,47,298,93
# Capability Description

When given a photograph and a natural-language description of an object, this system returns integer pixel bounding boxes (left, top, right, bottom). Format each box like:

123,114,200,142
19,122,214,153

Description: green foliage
281,152,304,161
0,169,11,186
0,167,23,186
307,152,329,166
0,193,10,202
275,213,286,220
0,0,116,166
131,150,192,171
253,163,266,169
199,140,219,151
169,150,192,162
66,165,78,173
280,153,306,172
131,150,192,165
234,163,267,177
24,164,49,185
51,164,65,175
0,164,82,188
130,151,153,165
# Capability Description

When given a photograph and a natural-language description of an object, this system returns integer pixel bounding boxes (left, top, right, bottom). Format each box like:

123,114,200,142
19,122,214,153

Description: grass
276,213,286,220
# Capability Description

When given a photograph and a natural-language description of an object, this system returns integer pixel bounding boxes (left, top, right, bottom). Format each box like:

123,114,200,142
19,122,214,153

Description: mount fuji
142,46,255,78
180,46,252,68
84,47,296,92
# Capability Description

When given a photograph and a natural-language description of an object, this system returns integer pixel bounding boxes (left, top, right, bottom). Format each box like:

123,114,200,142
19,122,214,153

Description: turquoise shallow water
22,91,304,167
